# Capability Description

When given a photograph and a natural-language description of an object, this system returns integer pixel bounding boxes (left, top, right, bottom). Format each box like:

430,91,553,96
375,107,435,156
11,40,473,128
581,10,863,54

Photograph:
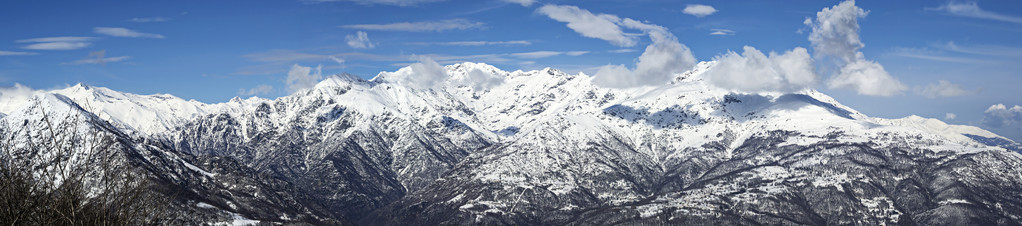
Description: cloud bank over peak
806,0,906,96
705,46,817,93
984,104,1022,132
373,56,448,90
286,64,324,93
0,83,40,115
538,4,696,88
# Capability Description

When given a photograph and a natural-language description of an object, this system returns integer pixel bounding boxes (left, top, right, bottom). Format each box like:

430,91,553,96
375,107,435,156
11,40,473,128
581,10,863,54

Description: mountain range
2,61,1022,225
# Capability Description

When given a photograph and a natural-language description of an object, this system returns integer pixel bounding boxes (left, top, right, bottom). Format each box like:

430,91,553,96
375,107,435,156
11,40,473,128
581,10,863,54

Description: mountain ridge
2,61,1022,224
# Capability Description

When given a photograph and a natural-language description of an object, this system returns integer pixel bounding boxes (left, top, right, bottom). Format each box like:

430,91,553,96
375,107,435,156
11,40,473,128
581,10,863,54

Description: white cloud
286,64,323,93
238,84,274,96
17,36,95,50
591,18,697,88
805,0,867,64
22,42,91,50
709,29,735,36
682,4,718,17
806,0,906,96
536,5,637,47
346,31,374,49
984,104,1022,129
457,68,505,91
341,19,484,32
608,49,635,53
374,56,447,90
303,0,445,7
407,40,531,46
537,4,696,88
503,0,536,7
887,47,987,64
94,27,165,38
705,46,817,93
916,80,975,98
945,113,957,120
128,17,169,22
329,56,345,65
0,83,41,115
67,56,132,65
0,50,37,56
826,58,905,96
511,51,562,59
565,51,589,56
928,2,1022,24
942,41,1022,58
16,37,95,43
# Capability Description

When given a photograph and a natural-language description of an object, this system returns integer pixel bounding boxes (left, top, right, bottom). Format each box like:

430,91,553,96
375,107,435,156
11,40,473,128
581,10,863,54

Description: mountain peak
315,73,369,90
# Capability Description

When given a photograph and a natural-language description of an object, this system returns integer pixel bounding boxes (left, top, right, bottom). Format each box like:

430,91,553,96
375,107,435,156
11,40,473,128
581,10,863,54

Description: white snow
181,160,216,177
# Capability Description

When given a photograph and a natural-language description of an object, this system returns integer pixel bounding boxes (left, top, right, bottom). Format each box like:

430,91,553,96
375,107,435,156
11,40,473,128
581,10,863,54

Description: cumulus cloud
346,31,374,49
916,80,975,98
17,36,95,50
536,5,638,47
805,0,867,64
503,0,536,7
341,19,484,32
238,84,273,96
806,0,906,96
128,17,169,23
592,18,697,88
927,2,1022,24
457,68,505,91
374,56,447,90
94,27,165,38
983,104,1022,130
682,4,718,17
826,58,905,96
286,64,324,93
0,50,37,56
538,4,696,88
945,113,957,120
0,83,40,115
303,0,445,7
705,46,817,93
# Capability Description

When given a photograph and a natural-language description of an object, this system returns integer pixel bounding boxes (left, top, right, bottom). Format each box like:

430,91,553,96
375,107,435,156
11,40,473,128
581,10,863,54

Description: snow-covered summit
48,83,216,135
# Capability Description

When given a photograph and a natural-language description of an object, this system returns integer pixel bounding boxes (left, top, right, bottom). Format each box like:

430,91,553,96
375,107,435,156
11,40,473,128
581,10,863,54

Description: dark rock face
367,130,1022,225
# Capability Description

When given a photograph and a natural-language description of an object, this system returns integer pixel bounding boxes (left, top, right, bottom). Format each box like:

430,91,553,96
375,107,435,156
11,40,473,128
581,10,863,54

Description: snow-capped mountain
2,61,1022,225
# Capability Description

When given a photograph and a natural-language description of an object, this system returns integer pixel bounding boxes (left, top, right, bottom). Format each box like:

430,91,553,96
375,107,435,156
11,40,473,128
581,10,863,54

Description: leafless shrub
0,101,169,225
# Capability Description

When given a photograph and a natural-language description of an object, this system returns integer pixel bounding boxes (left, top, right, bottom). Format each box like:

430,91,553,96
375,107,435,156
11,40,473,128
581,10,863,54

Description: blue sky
1,0,1022,140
